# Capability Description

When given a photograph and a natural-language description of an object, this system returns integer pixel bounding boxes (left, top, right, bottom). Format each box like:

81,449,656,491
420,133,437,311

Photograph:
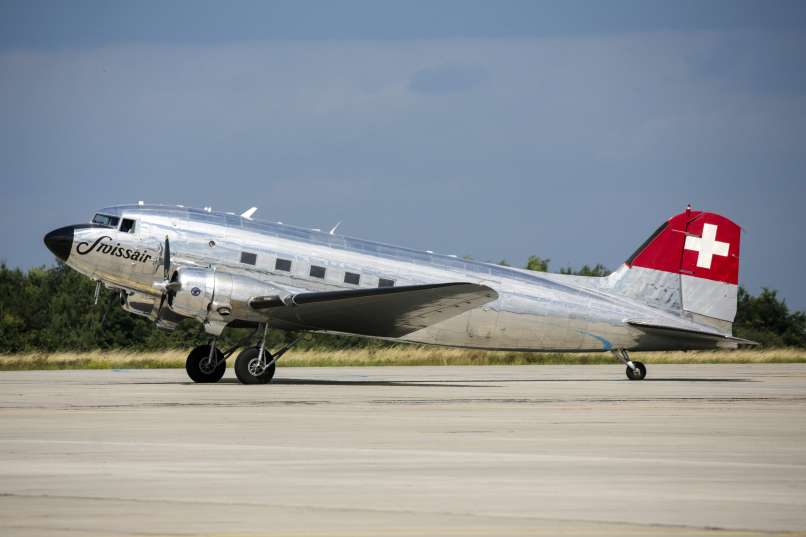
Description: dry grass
1,346,805,371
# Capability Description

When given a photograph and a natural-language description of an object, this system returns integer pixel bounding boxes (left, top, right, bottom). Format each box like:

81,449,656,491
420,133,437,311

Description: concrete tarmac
1,364,806,536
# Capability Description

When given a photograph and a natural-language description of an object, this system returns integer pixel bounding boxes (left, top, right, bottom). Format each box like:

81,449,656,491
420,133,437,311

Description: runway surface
1,364,805,536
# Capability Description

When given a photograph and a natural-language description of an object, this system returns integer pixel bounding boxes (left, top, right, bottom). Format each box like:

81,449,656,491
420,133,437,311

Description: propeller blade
163,235,171,280
154,237,176,325
157,292,167,319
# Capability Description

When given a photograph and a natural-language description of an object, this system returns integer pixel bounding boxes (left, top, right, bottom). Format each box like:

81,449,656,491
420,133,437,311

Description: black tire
185,345,226,383
234,347,276,385
626,361,647,381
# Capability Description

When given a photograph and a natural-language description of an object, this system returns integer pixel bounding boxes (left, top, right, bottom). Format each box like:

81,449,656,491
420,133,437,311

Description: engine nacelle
168,268,215,319
168,267,285,334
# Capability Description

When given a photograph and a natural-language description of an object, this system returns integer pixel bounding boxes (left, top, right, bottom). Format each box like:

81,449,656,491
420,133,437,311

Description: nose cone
44,226,75,262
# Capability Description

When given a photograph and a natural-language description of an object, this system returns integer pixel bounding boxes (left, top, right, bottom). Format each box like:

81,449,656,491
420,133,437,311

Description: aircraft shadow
109,376,753,386
644,378,754,382
211,377,753,386
217,378,495,388
418,377,755,383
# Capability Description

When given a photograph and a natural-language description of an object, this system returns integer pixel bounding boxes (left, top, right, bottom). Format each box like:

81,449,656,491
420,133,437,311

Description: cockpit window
92,213,120,227
119,218,136,233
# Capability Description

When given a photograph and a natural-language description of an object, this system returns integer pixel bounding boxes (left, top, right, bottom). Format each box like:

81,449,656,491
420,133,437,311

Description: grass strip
1,347,805,370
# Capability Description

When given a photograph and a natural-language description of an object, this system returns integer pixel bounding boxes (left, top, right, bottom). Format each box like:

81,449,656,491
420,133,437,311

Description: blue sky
1,1,805,309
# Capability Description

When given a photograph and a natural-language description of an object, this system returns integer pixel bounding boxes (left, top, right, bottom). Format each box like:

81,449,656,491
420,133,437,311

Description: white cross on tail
684,223,729,269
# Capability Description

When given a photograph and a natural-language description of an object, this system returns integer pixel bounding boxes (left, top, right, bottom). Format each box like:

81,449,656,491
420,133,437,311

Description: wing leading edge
250,282,498,338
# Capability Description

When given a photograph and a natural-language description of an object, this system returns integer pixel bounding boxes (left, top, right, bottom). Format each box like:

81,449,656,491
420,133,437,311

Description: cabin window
310,265,326,279
275,258,292,272
92,214,119,227
344,272,360,285
119,218,136,233
378,278,395,288
240,252,257,265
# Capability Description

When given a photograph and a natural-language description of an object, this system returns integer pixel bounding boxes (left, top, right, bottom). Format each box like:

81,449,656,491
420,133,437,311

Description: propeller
155,235,181,319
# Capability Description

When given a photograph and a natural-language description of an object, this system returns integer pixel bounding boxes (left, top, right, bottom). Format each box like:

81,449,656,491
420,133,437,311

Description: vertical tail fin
609,207,742,332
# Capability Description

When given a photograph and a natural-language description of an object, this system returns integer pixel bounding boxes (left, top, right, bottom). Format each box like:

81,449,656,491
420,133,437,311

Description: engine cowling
167,268,215,319
167,267,285,333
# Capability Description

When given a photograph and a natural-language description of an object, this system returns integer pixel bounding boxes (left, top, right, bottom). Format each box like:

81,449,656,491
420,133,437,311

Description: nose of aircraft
43,226,75,262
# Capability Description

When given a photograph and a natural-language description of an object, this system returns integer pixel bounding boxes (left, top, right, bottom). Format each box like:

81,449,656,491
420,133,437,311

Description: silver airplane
43,203,751,384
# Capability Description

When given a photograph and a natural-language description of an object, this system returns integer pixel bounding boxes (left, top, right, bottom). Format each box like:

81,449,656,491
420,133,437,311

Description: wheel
234,347,276,385
185,345,226,383
626,361,647,381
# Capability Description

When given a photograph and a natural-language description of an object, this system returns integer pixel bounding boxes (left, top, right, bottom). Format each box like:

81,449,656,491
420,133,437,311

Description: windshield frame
92,213,120,228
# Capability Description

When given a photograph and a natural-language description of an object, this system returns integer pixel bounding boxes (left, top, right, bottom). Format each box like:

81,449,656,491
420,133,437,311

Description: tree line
0,260,803,353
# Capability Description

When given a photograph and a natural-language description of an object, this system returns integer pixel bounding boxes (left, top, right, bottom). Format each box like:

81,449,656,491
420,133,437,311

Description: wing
626,319,758,347
250,282,498,337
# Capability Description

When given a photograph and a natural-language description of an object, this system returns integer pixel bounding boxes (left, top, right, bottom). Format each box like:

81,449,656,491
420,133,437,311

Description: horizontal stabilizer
252,282,497,338
626,319,758,347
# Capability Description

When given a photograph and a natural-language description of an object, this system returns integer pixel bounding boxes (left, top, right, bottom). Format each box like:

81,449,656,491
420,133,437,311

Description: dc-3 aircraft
44,203,752,384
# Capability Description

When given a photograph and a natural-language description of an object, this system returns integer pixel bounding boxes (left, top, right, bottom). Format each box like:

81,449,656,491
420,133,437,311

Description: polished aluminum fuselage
64,205,724,351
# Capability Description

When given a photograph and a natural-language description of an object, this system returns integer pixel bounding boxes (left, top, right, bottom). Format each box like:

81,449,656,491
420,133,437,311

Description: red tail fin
616,207,742,327
626,208,741,285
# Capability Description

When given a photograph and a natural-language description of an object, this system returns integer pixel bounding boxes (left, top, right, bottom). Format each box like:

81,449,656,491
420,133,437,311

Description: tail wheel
626,361,647,381
186,345,226,383
234,347,276,385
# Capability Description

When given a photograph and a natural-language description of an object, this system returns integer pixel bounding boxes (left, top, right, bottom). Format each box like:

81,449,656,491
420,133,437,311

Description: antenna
328,221,342,235
241,207,258,220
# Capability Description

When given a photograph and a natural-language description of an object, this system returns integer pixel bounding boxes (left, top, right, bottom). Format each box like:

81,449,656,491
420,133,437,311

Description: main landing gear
234,324,297,384
612,349,647,381
184,324,299,385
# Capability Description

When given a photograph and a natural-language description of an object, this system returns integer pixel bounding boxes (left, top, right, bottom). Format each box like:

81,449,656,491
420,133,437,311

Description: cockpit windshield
92,213,120,227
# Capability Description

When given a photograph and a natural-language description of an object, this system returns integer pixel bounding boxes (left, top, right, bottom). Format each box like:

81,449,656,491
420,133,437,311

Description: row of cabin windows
240,252,395,287
91,215,396,288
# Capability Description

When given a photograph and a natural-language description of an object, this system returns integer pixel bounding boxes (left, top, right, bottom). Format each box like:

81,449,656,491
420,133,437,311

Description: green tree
734,287,806,347
525,256,550,272
560,263,610,277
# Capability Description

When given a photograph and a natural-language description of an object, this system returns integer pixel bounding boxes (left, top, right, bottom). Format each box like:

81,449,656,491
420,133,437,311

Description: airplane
43,203,752,384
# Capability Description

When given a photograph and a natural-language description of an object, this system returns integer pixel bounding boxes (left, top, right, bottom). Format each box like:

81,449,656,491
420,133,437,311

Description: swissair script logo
684,223,730,269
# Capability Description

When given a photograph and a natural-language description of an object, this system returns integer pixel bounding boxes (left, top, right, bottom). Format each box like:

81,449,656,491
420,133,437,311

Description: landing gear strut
234,324,298,385
612,349,647,381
